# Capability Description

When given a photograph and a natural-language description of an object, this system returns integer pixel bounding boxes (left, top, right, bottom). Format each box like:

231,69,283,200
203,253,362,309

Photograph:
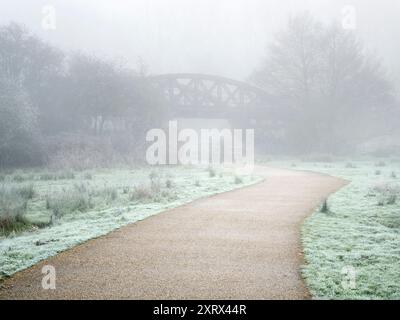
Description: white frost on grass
274,160,400,299
0,166,261,278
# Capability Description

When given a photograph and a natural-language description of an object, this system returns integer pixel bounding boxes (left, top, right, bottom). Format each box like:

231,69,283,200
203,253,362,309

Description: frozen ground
0,166,344,300
0,166,261,278
270,159,400,299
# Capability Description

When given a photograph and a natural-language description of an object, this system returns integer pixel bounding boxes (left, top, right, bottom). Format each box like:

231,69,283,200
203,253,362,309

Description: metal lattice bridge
150,73,274,119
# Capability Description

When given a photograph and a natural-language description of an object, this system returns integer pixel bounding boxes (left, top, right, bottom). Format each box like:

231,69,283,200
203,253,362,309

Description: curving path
0,166,346,300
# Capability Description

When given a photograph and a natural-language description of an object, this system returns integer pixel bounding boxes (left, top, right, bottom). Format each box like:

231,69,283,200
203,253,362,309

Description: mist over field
0,0,398,166
1,0,400,80
0,0,399,301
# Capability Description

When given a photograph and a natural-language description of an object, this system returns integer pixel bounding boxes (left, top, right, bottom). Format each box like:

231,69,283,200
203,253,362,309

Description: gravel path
0,166,346,300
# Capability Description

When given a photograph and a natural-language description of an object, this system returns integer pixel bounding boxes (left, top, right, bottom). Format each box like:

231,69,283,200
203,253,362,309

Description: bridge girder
150,73,272,119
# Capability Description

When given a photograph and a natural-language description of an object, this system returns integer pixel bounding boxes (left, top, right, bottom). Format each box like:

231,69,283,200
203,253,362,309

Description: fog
0,0,399,80
1,3,400,297
0,0,399,169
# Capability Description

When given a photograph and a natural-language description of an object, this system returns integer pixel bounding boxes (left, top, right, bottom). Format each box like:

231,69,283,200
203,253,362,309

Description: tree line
1,15,399,168
0,23,165,168
251,13,399,155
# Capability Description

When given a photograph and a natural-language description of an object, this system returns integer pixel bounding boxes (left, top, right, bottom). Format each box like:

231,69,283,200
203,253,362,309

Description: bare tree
251,13,395,154
67,53,165,136
0,23,166,167
0,78,39,167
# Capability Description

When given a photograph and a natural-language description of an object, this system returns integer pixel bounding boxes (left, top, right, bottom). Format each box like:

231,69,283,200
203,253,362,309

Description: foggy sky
0,0,399,81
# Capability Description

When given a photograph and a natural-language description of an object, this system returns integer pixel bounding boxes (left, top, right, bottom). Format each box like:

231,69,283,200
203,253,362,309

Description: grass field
0,166,261,279
2,160,399,299
271,158,400,299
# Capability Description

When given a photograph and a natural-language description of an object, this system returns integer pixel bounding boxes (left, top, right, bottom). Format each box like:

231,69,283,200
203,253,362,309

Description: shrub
84,172,93,180
12,174,26,183
39,173,57,181
57,171,75,180
107,188,118,202
40,171,76,181
375,170,382,176
46,187,94,218
149,174,161,194
149,171,159,181
386,194,397,205
208,167,216,178
130,178,174,203
96,186,118,203
0,186,29,235
158,189,176,202
371,182,399,206
44,134,118,170
15,183,35,200
0,184,35,201
122,186,130,194
234,176,244,184
380,211,400,229
320,200,329,213
165,179,173,189
375,161,386,167
130,185,153,202
73,183,88,194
